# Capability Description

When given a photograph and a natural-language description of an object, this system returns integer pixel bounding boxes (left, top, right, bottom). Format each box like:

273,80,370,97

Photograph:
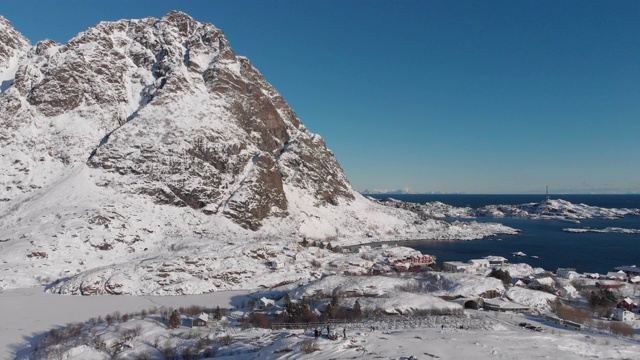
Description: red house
617,297,635,311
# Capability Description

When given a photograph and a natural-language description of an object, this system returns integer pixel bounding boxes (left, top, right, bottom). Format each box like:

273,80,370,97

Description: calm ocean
367,194,640,274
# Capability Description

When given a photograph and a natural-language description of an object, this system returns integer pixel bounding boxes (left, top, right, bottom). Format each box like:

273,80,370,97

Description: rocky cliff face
1,11,353,229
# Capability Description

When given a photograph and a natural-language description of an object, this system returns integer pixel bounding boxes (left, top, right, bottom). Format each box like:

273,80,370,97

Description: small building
483,298,530,312
192,312,209,327
617,297,635,311
558,284,578,298
629,275,640,284
255,297,276,311
556,268,579,279
484,256,508,267
612,308,635,322
442,261,472,273
267,260,285,270
605,271,627,281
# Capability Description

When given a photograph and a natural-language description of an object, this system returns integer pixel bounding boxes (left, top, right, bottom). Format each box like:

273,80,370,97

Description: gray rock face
1,11,354,229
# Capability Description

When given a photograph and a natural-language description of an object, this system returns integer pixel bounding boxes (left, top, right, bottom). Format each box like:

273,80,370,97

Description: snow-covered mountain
0,12,515,294
380,198,640,220
361,187,414,195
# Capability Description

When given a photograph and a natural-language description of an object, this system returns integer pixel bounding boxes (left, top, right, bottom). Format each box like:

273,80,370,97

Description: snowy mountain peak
0,15,31,94
0,12,514,294
1,11,355,229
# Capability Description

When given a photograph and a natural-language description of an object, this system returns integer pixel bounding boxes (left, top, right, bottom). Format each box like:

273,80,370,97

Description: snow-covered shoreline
563,227,640,234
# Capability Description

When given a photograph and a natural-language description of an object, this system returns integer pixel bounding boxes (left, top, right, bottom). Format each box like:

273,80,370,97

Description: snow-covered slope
0,12,515,294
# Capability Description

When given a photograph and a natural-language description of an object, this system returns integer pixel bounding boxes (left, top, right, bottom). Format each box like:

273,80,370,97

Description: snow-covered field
6,285,640,360
0,287,250,360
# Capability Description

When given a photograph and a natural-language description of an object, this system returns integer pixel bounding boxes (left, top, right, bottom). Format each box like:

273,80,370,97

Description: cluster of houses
555,267,640,323
442,255,508,273
266,244,439,275
557,265,640,285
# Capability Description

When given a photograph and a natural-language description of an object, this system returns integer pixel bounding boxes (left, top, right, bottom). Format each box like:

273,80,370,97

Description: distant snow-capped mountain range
0,12,514,294
361,188,415,195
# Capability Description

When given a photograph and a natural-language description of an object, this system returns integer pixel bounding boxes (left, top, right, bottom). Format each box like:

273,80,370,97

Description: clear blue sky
2,0,639,194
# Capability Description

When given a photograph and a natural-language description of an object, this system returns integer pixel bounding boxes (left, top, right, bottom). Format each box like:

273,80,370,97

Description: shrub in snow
168,310,181,329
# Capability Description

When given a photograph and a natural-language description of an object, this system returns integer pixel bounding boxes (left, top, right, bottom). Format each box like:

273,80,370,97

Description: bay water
367,194,640,274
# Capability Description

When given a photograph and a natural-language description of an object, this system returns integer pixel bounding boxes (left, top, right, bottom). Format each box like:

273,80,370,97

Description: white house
267,260,285,270
558,284,578,298
612,308,635,322
484,255,508,266
443,261,472,273
255,297,276,311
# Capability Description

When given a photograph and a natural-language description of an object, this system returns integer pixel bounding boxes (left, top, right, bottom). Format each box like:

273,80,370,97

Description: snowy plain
5,285,640,359
0,287,249,360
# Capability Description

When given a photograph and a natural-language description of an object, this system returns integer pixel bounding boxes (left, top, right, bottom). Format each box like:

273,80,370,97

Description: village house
484,255,508,267
629,275,640,284
255,297,276,311
614,265,640,277
533,276,556,289
192,312,209,327
556,268,579,279
612,307,636,322
267,260,285,270
617,297,635,311
442,261,472,273
605,270,627,281
558,284,578,298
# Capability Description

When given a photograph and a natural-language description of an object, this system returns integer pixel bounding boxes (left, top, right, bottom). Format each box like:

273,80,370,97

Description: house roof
259,297,276,306
535,277,555,286
484,255,508,262
484,298,530,311
196,312,208,322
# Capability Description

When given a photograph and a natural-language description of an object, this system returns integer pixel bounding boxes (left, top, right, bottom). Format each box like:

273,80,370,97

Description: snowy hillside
0,12,517,294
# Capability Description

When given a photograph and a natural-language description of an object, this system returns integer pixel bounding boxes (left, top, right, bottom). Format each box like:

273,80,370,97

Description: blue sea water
367,194,640,274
